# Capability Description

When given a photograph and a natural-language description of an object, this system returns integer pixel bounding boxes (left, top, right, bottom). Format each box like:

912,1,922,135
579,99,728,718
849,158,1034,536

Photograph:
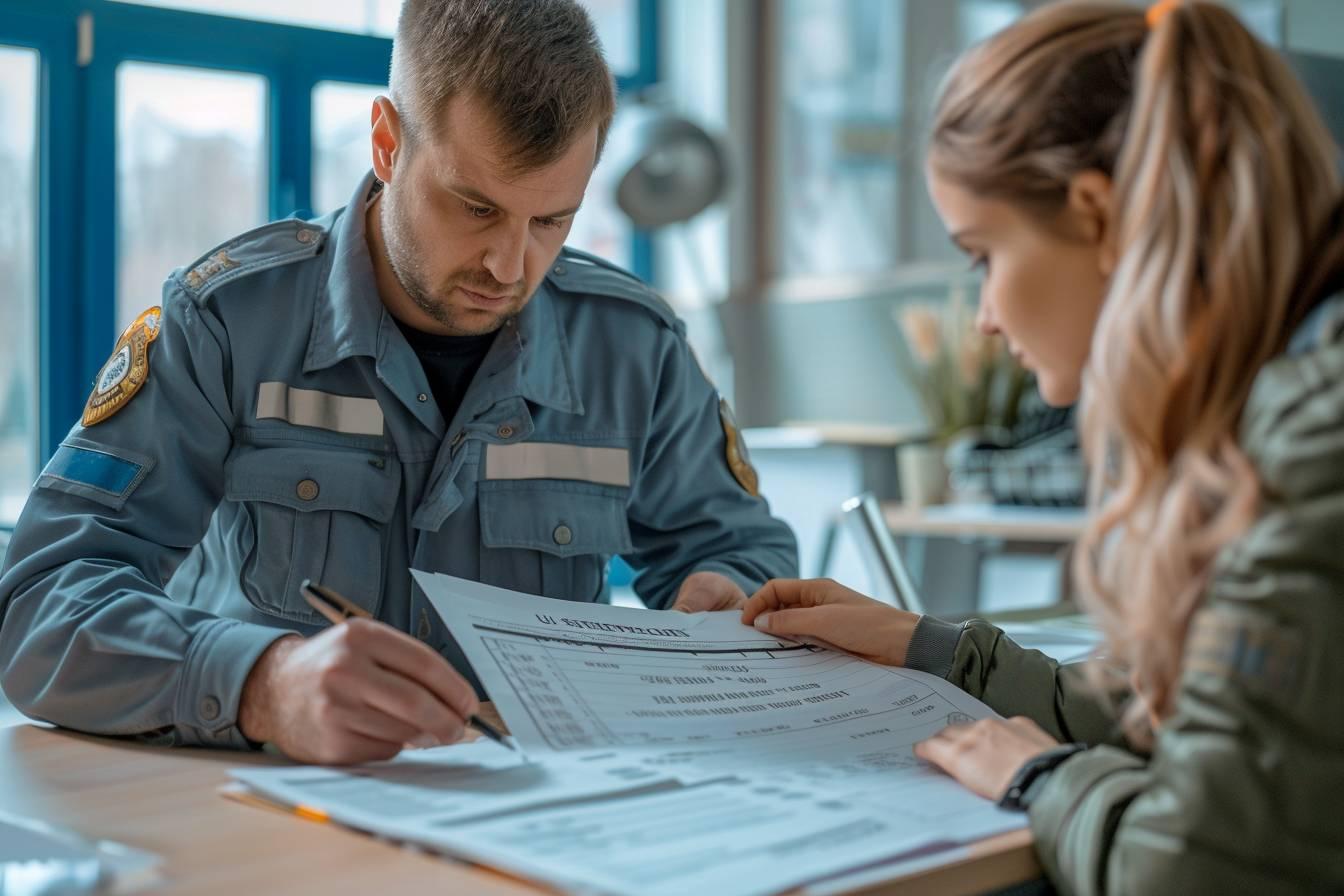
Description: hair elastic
1146,0,1181,29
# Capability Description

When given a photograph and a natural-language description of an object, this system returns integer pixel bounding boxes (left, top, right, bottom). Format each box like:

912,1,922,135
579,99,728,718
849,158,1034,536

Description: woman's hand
740,578,921,666
914,716,1061,801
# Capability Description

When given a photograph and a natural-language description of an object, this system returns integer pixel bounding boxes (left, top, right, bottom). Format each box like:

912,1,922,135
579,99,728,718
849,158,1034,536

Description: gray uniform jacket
904,293,1344,893
0,173,798,749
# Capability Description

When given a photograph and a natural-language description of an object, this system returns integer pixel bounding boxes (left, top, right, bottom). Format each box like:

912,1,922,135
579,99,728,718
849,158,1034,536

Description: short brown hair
390,0,617,172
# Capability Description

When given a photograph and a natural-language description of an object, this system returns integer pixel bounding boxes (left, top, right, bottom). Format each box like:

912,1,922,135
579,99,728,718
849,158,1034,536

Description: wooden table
0,722,1042,895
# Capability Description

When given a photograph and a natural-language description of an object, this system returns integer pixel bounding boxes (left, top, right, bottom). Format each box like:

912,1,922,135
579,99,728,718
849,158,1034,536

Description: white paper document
231,574,1025,896
416,572,1023,890
230,739,677,831
434,777,950,896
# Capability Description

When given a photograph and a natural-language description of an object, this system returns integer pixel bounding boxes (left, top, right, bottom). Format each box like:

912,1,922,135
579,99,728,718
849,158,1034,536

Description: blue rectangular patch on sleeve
43,445,143,498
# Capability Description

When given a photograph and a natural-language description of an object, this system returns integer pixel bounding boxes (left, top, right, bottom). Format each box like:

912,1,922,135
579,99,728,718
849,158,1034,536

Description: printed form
231,574,1024,896
417,573,1024,890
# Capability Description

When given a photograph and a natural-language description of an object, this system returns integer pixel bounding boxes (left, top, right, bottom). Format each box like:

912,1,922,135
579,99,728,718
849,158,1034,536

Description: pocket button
296,478,320,501
553,524,573,546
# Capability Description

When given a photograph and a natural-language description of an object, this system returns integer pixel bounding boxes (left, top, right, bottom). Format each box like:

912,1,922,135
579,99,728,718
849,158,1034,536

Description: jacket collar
304,170,385,373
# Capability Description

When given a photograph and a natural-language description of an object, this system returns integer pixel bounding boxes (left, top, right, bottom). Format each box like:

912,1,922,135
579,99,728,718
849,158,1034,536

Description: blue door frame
0,0,658,468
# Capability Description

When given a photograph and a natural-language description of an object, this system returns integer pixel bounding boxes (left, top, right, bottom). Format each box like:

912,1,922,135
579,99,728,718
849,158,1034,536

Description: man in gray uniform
0,0,797,764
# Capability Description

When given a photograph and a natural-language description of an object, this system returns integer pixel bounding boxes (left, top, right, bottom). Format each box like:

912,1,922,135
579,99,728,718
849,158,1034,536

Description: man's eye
464,203,493,219
533,217,563,230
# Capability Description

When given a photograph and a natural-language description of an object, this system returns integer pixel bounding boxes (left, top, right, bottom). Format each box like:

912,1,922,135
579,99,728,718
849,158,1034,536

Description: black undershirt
394,318,497,427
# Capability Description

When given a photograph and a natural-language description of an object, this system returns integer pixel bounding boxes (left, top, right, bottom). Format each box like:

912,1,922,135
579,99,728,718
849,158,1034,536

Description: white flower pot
898,443,947,507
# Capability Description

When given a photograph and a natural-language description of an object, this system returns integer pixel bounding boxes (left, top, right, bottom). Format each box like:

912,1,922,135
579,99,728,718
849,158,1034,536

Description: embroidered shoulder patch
720,398,760,497
185,249,241,290
83,307,162,426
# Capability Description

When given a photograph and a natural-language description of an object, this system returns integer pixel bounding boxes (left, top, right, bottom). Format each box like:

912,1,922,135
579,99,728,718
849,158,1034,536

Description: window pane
566,151,632,271
111,0,402,37
112,0,637,66
0,47,38,527
313,81,385,215
116,63,267,336
773,0,904,276
580,0,639,75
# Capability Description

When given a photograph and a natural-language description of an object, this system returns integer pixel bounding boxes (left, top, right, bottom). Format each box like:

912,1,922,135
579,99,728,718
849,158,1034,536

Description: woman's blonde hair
929,1,1344,739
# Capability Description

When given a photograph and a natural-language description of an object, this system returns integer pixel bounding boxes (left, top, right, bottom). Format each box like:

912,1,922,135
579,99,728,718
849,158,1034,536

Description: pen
299,578,518,753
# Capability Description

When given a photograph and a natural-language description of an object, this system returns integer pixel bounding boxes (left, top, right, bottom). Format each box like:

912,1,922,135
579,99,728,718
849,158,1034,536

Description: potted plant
893,279,1030,504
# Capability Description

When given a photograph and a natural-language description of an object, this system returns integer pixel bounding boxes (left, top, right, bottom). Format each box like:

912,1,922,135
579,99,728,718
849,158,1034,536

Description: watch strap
997,742,1087,811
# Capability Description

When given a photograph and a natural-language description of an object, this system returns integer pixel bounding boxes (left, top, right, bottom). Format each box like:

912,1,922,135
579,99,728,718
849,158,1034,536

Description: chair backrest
838,493,925,614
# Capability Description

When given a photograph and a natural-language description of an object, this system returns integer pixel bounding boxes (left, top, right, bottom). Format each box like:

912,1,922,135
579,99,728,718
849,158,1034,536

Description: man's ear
371,96,404,183
1066,169,1117,277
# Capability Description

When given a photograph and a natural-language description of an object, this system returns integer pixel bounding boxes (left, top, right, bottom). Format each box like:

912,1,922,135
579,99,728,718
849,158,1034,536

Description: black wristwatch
997,743,1087,812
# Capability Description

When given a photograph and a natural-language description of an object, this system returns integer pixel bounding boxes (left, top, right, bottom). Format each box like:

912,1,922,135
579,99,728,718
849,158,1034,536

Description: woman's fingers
750,601,919,666
913,718,1062,801
742,578,875,624
751,605,848,638
913,722,971,765
741,579,801,623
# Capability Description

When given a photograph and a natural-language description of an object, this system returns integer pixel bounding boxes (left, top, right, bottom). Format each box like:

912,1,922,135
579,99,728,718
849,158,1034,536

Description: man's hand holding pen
237,585,480,765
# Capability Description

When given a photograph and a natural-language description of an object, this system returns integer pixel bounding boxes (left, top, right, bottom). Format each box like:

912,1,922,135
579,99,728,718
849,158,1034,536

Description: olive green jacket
905,297,1344,894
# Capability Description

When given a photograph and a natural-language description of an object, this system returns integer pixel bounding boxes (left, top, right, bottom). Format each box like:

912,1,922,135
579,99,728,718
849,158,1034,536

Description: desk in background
877,502,1084,618
881,503,1085,543
0,720,1043,896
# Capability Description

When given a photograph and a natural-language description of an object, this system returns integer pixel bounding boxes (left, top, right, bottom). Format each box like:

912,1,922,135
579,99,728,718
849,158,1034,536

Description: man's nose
482,222,527,287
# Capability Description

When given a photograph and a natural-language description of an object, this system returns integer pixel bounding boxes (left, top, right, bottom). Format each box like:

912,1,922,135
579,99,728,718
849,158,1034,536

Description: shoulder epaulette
547,247,681,332
174,218,328,303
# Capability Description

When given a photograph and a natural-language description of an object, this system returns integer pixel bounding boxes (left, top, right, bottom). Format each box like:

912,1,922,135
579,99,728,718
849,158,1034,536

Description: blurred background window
564,146,634,270
0,46,38,529
581,0,640,77
110,0,642,75
771,0,903,277
312,81,386,216
115,63,267,335
544,0,645,268
110,0,402,37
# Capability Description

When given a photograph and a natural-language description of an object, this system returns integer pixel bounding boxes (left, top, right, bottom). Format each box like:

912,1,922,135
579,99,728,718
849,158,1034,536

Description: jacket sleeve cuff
1027,745,1149,885
904,615,966,678
173,618,298,749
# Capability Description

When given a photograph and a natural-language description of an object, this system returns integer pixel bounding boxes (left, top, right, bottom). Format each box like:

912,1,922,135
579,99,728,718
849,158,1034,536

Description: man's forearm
238,634,304,744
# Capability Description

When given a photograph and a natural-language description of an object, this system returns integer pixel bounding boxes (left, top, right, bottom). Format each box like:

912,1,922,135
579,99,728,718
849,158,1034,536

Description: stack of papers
229,574,1026,896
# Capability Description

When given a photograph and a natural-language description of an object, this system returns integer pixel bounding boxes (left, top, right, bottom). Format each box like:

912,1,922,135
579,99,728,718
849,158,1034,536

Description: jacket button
416,608,432,642
296,479,320,501
200,696,221,721
497,424,514,438
552,264,566,276
553,524,573,546
296,228,316,244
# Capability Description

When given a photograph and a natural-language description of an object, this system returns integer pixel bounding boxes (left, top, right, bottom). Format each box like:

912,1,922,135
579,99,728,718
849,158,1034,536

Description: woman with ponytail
742,1,1344,890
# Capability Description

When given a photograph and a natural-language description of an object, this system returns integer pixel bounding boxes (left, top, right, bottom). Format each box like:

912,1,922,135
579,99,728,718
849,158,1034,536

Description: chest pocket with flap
478,479,633,602
224,445,399,625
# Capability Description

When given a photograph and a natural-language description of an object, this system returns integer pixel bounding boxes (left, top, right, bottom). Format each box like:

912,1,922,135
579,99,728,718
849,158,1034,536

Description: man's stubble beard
379,190,522,337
